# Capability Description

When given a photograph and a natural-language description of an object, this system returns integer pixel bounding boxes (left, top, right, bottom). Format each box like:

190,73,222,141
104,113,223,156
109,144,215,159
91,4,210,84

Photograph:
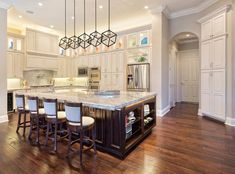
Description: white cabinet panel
101,53,112,73
26,55,58,70
201,93,211,114
212,94,225,120
111,73,124,90
212,13,226,37
212,70,225,94
201,71,211,92
201,41,211,70
26,30,36,51
7,52,24,78
100,73,112,90
7,52,14,78
111,51,124,73
201,20,212,41
212,36,226,69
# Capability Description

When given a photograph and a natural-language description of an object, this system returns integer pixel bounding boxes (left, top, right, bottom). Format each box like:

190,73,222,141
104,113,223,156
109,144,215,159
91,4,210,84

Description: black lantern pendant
89,0,102,47
59,0,70,50
102,0,117,47
68,0,80,49
79,0,91,49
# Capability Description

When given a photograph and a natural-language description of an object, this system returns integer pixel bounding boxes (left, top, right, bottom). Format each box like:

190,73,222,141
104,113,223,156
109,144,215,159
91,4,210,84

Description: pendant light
78,0,91,49
68,0,80,49
89,0,102,47
101,0,117,47
59,0,70,50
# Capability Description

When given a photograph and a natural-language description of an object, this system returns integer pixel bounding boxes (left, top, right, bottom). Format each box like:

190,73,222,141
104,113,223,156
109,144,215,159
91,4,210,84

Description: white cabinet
7,52,24,78
201,70,225,120
26,55,58,70
101,53,112,73
201,13,226,41
26,29,59,55
111,51,124,73
100,73,112,90
201,36,226,70
111,73,124,90
199,9,227,122
56,58,76,78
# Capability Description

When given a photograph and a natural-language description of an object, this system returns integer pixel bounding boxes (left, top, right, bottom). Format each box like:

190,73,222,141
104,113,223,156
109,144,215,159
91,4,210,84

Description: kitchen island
17,89,157,159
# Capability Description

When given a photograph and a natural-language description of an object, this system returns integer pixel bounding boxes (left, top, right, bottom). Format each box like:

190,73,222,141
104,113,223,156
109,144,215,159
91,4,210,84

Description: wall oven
89,67,101,81
78,67,89,77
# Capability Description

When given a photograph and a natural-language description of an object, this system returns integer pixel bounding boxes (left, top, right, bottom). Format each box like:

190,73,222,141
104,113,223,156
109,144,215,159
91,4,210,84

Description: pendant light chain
59,0,117,49
84,0,85,33
65,0,67,36
108,0,110,30
74,0,76,36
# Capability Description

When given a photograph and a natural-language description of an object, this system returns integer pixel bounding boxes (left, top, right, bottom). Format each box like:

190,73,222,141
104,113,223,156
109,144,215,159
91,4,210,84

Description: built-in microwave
78,67,89,77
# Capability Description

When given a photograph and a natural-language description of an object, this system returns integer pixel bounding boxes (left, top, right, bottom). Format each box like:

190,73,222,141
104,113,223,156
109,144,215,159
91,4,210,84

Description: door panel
180,50,199,103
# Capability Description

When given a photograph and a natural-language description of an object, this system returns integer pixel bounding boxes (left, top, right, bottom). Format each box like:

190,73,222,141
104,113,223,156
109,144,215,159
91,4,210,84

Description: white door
179,50,199,103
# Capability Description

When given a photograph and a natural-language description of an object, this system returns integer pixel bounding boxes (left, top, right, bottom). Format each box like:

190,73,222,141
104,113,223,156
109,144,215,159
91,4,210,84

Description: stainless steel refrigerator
127,63,150,92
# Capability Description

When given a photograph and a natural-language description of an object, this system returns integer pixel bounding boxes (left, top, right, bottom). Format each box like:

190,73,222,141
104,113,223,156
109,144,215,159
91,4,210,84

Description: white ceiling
1,0,215,36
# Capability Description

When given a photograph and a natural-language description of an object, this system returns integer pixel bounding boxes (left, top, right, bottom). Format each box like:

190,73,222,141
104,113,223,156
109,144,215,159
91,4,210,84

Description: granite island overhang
16,89,157,159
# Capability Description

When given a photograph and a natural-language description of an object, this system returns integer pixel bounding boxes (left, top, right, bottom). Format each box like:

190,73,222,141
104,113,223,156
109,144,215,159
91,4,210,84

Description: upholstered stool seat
68,116,95,127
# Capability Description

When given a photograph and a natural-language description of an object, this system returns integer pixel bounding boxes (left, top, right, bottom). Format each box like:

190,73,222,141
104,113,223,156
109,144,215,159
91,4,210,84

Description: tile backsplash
23,70,54,87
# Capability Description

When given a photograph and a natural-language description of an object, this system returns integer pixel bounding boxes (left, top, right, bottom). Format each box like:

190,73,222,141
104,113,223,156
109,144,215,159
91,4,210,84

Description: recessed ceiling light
71,16,74,20
50,25,54,28
186,34,190,37
99,5,103,9
38,2,43,6
144,6,149,9
18,15,22,18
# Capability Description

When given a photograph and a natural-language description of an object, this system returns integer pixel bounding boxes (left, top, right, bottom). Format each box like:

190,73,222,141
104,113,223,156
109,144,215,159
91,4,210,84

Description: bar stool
65,102,96,166
43,98,67,152
28,96,45,144
15,94,30,136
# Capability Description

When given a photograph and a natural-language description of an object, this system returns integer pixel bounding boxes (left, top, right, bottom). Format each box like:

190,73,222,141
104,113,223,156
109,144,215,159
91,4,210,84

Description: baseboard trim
225,118,235,127
157,105,170,117
0,114,8,123
198,109,203,116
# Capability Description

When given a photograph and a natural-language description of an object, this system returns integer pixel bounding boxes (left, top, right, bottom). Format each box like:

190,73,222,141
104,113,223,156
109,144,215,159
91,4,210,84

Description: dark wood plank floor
1,103,235,174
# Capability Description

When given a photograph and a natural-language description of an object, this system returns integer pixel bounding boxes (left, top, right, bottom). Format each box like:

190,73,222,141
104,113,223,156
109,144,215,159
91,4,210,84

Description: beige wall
0,7,8,122
232,0,235,120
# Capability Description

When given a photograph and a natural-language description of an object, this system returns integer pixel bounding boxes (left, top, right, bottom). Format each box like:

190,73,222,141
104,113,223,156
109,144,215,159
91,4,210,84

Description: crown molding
198,4,232,23
169,0,219,19
0,1,11,9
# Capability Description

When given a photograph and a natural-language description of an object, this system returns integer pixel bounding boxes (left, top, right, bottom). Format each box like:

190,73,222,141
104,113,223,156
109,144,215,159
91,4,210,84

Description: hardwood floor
1,103,235,174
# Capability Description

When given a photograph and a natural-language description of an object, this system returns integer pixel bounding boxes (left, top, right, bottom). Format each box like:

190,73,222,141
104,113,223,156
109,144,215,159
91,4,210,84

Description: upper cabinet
7,34,24,52
26,29,59,56
201,13,226,41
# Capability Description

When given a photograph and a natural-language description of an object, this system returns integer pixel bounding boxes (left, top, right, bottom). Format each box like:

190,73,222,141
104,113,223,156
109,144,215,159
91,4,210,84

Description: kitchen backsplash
23,70,54,87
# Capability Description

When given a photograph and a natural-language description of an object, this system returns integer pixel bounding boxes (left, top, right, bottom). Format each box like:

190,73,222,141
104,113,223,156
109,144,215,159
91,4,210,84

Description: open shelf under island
16,89,157,159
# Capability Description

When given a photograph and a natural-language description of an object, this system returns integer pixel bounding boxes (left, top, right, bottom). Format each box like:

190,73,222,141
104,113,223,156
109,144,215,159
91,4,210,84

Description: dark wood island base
82,96,156,159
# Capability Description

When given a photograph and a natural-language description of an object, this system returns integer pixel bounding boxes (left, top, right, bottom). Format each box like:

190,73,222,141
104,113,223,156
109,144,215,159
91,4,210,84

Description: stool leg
80,129,83,166
45,122,49,146
36,117,40,144
54,123,58,152
23,112,27,136
92,126,97,154
67,128,71,157
28,116,33,140
16,112,21,133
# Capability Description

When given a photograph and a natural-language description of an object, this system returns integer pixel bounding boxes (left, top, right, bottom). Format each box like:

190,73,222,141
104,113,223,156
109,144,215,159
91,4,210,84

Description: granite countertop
16,89,156,110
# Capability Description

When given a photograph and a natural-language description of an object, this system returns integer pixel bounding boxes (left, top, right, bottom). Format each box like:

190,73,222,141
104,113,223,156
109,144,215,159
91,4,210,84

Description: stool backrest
43,98,57,118
65,102,82,125
15,94,25,110
28,96,39,114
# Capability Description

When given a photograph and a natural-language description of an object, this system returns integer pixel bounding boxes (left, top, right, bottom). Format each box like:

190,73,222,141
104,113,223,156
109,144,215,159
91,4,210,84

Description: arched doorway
169,32,199,107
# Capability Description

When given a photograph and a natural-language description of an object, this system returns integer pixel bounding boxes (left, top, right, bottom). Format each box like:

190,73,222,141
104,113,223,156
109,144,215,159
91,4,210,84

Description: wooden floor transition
1,103,235,174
